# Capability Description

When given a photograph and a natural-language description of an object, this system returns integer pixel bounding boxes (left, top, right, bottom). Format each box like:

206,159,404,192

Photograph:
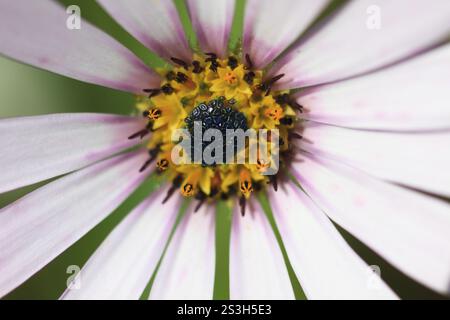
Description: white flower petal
149,204,215,300
297,44,450,131
0,0,159,93
243,0,328,69
60,186,180,300
186,0,235,58
230,204,294,300
97,0,192,62
269,0,450,89
269,183,397,300
292,154,450,295
0,150,151,298
0,113,146,194
301,123,450,197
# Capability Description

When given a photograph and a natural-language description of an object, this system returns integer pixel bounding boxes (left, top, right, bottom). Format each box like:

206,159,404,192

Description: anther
161,83,174,95
275,93,303,113
243,71,255,85
170,57,189,70
245,54,253,70
128,128,149,140
166,71,176,81
192,60,203,74
290,132,303,140
139,145,161,172
143,88,161,98
239,196,246,216
175,72,189,83
269,175,278,192
205,53,219,72
228,56,238,70
258,74,285,96
275,93,290,105
280,117,294,126
194,192,207,213
289,101,304,113
163,175,183,204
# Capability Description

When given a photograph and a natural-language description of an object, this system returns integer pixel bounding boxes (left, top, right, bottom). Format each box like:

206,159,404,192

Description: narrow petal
97,0,192,62
291,154,450,295
0,113,146,194
0,150,150,298
61,186,181,300
186,0,235,58
0,0,159,93
297,44,450,131
243,0,328,69
301,123,450,197
230,204,294,300
149,205,215,300
269,184,397,300
269,0,450,89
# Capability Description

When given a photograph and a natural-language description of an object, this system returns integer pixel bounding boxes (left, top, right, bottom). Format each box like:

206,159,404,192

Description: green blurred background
0,0,445,300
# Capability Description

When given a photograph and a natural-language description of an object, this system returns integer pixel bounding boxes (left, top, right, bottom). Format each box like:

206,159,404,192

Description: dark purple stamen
128,128,149,140
245,54,253,70
192,60,203,74
170,57,189,70
162,176,183,204
143,88,160,98
175,72,188,83
239,196,246,216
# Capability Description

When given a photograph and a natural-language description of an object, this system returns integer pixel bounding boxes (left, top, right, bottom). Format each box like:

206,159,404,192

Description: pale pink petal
0,113,146,194
61,186,181,300
297,44,450,131
186,0,235,58
0,0,160,93
230,204,294,300
269,184,397,300
301,123,450,197
243,0,328,69
149,205,215,300
98,0,192,62
0,150,151,298
269,0,450,89
291,154,450,295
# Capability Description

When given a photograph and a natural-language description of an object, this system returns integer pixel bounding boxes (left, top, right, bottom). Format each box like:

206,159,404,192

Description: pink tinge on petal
301,123,450,197
61,185,181,300
98,0,192,62
0,0,160,93
0,150,151,298
243,0,328,69
269,184,397,300
186,0,235,58
230,203,294,300
269,0,450,89
149,204,216,300
297,44,450,131
0,113,147,194
291,153,450,295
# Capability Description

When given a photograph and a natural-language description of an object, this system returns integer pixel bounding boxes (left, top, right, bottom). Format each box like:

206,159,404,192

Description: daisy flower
1,0,450,300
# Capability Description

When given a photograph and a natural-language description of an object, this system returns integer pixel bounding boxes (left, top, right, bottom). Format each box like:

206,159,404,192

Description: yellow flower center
132,53,300,211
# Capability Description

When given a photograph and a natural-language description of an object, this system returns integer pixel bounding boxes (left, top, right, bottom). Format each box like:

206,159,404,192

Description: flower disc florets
130,53,302,213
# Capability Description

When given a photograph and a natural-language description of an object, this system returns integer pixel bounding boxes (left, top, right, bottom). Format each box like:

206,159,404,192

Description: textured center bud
184,96,248,166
